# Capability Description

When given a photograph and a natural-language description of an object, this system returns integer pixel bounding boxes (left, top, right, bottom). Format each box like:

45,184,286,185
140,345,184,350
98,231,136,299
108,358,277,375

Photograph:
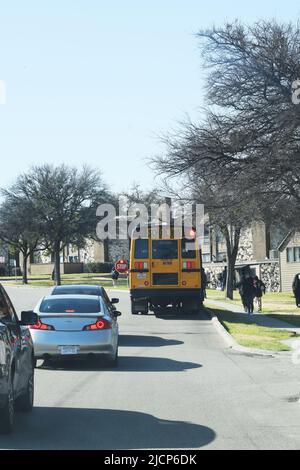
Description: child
253,276,266,312
111,267,119,288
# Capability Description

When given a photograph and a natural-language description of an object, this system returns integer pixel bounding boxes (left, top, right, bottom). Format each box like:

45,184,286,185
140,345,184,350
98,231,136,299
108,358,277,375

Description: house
26,239,107,276
202,221,287,292
0,243,18,276
278,231,300,292
25,237,130,276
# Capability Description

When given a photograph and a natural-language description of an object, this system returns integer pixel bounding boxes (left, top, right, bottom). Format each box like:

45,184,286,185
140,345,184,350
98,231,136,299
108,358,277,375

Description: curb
204,307,277,357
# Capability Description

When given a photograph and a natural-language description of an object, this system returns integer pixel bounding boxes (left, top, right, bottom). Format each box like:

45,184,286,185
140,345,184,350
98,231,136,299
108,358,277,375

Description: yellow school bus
129,227,204,315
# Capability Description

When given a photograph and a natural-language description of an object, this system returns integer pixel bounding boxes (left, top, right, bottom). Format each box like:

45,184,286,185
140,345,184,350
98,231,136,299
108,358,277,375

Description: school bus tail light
183,261,196,269
134,262,148,270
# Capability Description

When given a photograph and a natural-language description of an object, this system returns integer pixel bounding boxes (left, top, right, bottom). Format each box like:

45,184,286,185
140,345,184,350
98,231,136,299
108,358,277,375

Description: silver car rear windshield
40,298,101,314
53,286,100,296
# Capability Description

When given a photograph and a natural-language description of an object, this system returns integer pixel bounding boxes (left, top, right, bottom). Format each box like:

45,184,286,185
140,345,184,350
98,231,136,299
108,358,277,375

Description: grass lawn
206,305,298,351
0,273,114,281
1,274,129,290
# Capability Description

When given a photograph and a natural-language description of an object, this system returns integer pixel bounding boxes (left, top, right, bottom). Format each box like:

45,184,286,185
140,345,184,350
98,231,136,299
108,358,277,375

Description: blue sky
0,0,299,192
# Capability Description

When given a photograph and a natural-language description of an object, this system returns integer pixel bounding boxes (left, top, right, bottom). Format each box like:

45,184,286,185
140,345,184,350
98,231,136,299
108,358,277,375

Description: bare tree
3,164,107,285
152,20,300,298
197,20,300,207
121,183,162,207
152,111,271,299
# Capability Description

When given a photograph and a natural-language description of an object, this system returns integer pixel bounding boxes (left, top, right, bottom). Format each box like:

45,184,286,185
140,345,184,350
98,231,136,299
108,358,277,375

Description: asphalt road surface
1,285,300,450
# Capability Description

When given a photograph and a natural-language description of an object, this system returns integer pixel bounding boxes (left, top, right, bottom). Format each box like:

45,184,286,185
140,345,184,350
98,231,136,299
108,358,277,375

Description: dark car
51,284,119,309
0,284,38,433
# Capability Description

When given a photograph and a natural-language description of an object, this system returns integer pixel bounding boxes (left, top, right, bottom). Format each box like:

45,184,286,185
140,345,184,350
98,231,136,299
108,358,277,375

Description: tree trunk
224,225,241,300
22,254,28,285
225,254,235,299
54,242,61,286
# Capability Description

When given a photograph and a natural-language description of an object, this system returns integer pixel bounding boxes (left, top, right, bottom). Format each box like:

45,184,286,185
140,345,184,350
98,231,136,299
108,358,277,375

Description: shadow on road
0,407,216,449
39,356,202,372
119,335,184,348
155,308,210,321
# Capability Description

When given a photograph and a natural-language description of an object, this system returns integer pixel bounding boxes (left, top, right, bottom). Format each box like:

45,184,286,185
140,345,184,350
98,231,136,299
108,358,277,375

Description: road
1,286,300,450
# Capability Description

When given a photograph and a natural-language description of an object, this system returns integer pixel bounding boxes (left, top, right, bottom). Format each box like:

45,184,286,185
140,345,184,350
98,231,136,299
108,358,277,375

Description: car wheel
15,368,34,412
0,372,14,434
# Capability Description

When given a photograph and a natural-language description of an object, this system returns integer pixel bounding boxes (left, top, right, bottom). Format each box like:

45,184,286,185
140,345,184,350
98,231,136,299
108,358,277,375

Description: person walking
253,275,266,312
236,274,256,315
111,266,119,288
221,267,227,291
201,267,207,299
292,274,300,307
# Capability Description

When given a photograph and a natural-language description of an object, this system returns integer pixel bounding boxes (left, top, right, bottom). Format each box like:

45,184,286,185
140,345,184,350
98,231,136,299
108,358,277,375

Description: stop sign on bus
115,259,128,273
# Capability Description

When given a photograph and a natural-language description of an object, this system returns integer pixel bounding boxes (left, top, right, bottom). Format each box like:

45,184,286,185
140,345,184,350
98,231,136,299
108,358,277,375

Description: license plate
137,273,147,279
59,346,79,355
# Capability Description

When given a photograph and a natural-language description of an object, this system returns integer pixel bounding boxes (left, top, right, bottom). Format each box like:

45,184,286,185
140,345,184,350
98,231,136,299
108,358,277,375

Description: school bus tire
131,300,149,315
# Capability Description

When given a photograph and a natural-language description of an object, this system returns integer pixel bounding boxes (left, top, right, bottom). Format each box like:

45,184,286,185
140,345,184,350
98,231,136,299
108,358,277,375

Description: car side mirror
113,311,122,317
20,311,38,326
110,298,119,304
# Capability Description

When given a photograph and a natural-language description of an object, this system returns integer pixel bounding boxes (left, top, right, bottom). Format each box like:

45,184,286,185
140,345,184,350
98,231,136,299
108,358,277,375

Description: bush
83,262,114,274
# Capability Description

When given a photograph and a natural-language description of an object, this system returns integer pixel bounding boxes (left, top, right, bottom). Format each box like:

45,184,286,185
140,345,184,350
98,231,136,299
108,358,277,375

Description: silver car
30,295,121,366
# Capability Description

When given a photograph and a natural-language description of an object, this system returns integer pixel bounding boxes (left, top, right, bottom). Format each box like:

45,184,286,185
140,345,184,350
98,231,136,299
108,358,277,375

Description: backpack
112,269,119,280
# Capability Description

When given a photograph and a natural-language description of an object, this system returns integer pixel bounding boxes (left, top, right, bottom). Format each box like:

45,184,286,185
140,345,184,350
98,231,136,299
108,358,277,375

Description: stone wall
204,263,226,289
260,262,280,292
236,227,254,262
107,239,130,263
204,260,280,292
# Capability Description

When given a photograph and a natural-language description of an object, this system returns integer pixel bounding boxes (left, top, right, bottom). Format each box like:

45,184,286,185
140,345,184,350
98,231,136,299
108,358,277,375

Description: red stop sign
115,259,128,273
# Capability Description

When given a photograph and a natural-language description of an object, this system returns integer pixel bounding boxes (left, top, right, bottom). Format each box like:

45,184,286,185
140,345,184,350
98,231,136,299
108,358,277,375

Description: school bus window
152,240,178,259
181,239,197,259
134,239,149,259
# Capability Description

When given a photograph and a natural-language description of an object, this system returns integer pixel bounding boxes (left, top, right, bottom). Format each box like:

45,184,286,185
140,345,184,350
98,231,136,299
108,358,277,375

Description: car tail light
30,320,55,331
183,261,196,269
134,262,148,269
83,318,112,331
